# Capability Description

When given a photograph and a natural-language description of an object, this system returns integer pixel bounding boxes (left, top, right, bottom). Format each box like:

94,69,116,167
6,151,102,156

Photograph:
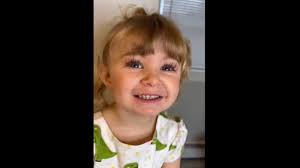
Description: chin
130,108,161,117
135,106,170,117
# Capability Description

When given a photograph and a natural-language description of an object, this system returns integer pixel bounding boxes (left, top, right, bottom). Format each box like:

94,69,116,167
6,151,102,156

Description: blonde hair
94,7,191,112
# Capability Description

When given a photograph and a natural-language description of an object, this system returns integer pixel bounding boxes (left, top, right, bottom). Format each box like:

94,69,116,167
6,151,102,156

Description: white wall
94,0,159,67
180,25,205,69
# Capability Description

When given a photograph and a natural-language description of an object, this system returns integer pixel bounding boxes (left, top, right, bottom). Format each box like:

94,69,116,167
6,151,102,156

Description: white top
93,112,188,168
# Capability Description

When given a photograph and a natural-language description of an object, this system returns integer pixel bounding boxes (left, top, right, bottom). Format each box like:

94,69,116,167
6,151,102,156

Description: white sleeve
164,120,188,163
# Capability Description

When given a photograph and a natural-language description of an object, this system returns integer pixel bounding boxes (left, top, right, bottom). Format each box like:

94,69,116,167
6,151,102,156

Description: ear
99,64,112,88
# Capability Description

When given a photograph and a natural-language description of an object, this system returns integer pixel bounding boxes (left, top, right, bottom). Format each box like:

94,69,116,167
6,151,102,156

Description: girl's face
101,45,181,117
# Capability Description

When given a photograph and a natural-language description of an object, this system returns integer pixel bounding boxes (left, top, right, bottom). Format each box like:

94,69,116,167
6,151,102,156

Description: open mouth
133,94,163,101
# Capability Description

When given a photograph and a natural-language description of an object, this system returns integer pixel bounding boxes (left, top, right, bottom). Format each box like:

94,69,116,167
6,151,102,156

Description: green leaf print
173,116,181,123
94,125,117,162
159,112,168,119
124,162,138,168
159,112,181,123
151,138,167,151
169,144,177,151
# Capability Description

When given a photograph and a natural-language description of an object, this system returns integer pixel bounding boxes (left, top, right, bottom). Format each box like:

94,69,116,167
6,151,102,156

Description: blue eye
126,59,143,69
161,64,177,72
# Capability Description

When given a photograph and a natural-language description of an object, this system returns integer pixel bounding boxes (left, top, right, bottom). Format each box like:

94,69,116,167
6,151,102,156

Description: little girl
94,7,191,168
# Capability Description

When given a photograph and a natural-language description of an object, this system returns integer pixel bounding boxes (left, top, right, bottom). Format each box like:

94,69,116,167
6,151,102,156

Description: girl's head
95,7,191,115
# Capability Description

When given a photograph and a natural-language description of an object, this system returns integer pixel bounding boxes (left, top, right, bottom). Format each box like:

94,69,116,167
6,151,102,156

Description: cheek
110,73,137,92
163,77,180,95
171,82,180,97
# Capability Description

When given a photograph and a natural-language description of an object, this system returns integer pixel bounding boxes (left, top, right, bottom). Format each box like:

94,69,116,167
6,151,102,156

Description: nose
141,71,161,87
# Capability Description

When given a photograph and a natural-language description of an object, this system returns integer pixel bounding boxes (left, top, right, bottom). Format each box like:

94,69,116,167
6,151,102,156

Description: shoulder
94,111,106,131
156,112,188,144
158,112,188,164
158,111,187,131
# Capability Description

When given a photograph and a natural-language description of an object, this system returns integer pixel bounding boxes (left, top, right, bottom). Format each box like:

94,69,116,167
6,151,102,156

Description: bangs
109,14,187,63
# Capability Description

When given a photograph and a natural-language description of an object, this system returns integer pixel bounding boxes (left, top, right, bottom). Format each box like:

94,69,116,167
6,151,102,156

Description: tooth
137,94,161,100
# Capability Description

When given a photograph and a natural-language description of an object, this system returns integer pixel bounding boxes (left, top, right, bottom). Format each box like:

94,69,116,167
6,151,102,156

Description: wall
94,0,159,67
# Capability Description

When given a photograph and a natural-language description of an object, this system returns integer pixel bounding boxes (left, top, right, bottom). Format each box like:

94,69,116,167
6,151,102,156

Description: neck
105,104,157,129
102,104,158,145
117,104,157,128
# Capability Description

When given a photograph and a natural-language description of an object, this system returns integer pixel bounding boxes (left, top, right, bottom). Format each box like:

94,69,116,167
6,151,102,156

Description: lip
133,94,164,104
